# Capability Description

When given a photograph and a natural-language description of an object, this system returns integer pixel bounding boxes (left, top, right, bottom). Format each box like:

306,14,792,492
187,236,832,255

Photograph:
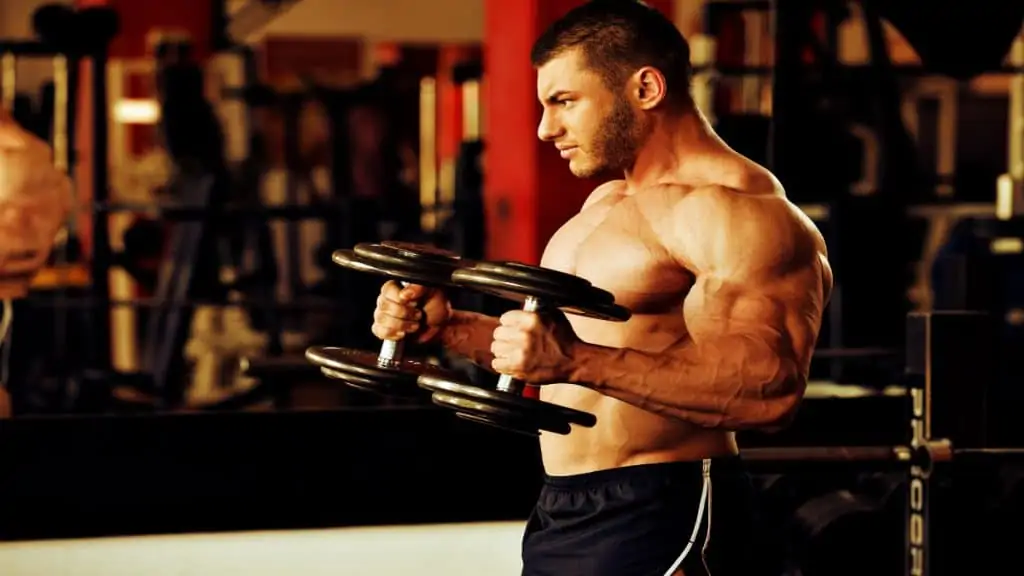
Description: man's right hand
371,280,452,344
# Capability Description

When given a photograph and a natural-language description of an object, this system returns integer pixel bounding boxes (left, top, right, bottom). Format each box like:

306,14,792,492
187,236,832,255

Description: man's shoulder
580,180,627,211
651,182,824,257
649,160,784,208
647,182,778,220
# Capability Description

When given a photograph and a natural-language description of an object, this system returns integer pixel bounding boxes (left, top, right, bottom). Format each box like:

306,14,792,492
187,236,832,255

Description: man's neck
623,107,722,191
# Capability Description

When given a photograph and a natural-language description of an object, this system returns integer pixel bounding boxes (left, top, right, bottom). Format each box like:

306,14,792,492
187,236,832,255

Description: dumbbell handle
377,281,411,366
379,339,403,365
495,296,540,394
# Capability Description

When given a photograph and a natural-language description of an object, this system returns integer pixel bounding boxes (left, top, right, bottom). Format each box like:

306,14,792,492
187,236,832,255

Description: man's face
536,49,648,178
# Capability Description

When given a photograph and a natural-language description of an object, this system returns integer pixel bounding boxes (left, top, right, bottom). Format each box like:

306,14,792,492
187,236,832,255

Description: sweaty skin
376,48,832,477
530,180,828,475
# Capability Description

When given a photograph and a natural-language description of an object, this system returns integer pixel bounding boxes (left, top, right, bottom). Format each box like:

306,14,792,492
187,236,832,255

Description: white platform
0,521,527,576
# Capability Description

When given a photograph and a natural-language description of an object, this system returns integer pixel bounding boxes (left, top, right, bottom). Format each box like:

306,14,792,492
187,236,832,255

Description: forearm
438,309,500,371
569,336,804,430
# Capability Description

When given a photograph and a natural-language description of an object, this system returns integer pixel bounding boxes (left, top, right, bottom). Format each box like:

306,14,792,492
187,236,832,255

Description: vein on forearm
572,332,803,430
438,310,500,371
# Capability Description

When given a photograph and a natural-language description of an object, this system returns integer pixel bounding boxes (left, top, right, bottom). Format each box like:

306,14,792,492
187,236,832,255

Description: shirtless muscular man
0,108,72,417
373,2,832,574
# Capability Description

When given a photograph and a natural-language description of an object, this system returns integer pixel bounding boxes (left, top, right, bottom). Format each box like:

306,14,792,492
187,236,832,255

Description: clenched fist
491,310,582,384
0,108,71,298
371,280,452,344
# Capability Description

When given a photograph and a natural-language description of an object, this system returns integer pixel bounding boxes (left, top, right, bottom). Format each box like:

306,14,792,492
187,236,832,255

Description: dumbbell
305,242,467,397
417,261,631,436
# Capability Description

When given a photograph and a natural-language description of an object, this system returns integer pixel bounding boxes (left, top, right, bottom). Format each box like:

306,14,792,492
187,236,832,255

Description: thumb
399,283,427,302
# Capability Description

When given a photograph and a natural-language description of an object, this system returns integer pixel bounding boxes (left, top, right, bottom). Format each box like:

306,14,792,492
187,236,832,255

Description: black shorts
521,457,771,576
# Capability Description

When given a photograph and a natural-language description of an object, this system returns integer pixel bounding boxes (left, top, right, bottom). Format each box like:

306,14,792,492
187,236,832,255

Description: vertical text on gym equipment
908,383,926,576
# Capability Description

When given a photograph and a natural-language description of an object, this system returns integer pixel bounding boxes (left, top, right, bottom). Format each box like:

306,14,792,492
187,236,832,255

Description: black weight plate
306,346,416,381
570,299,632,322
418,373,597,428
433,391,545,433
455,412,542,437
451,267,630,322
471,261,598,296
432,390,570,433
432,391,571,436
354,241,464,269
306,346,446,395
333,249,456,287
320,366,423,398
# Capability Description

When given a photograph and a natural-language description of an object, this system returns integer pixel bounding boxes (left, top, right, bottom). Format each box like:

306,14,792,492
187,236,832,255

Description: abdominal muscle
537,314,739,477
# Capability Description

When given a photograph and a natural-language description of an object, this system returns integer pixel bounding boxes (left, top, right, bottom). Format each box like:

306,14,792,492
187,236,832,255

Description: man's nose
537,109,563,142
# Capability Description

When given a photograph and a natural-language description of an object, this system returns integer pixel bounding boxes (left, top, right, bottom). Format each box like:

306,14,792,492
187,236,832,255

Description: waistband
543,455,744,490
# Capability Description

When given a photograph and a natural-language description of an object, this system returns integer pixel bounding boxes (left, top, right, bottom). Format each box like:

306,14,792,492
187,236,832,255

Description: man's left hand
491,309,581,384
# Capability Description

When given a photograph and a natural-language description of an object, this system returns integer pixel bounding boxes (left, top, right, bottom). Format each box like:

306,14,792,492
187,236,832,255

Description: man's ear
630,66,668,110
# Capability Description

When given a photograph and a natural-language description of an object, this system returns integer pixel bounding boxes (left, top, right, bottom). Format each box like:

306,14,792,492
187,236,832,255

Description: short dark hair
531,0,692,108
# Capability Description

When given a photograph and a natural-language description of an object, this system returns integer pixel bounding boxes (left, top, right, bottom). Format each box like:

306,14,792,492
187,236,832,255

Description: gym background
0,0,1022,574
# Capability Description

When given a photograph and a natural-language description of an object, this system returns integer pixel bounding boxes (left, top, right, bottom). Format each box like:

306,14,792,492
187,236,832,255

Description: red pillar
482,0,674,264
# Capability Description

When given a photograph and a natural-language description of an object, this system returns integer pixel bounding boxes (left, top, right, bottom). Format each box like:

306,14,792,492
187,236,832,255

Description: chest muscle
542,200,692,315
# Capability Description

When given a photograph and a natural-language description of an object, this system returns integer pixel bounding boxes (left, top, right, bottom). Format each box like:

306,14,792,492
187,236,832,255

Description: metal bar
999,34,1024,219
420,77,438,233
692,64,1024,76
741,445,911,462
52,55,69,172
21,297,346,311
89,202,347,219
1011,34,1024,183
89,48,112,375
955,448,1024,457
0,41,75,57
51,53,72,403
741,444,1024,462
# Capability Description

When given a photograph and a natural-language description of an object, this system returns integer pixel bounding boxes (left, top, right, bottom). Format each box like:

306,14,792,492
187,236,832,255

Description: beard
569,95,651,179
